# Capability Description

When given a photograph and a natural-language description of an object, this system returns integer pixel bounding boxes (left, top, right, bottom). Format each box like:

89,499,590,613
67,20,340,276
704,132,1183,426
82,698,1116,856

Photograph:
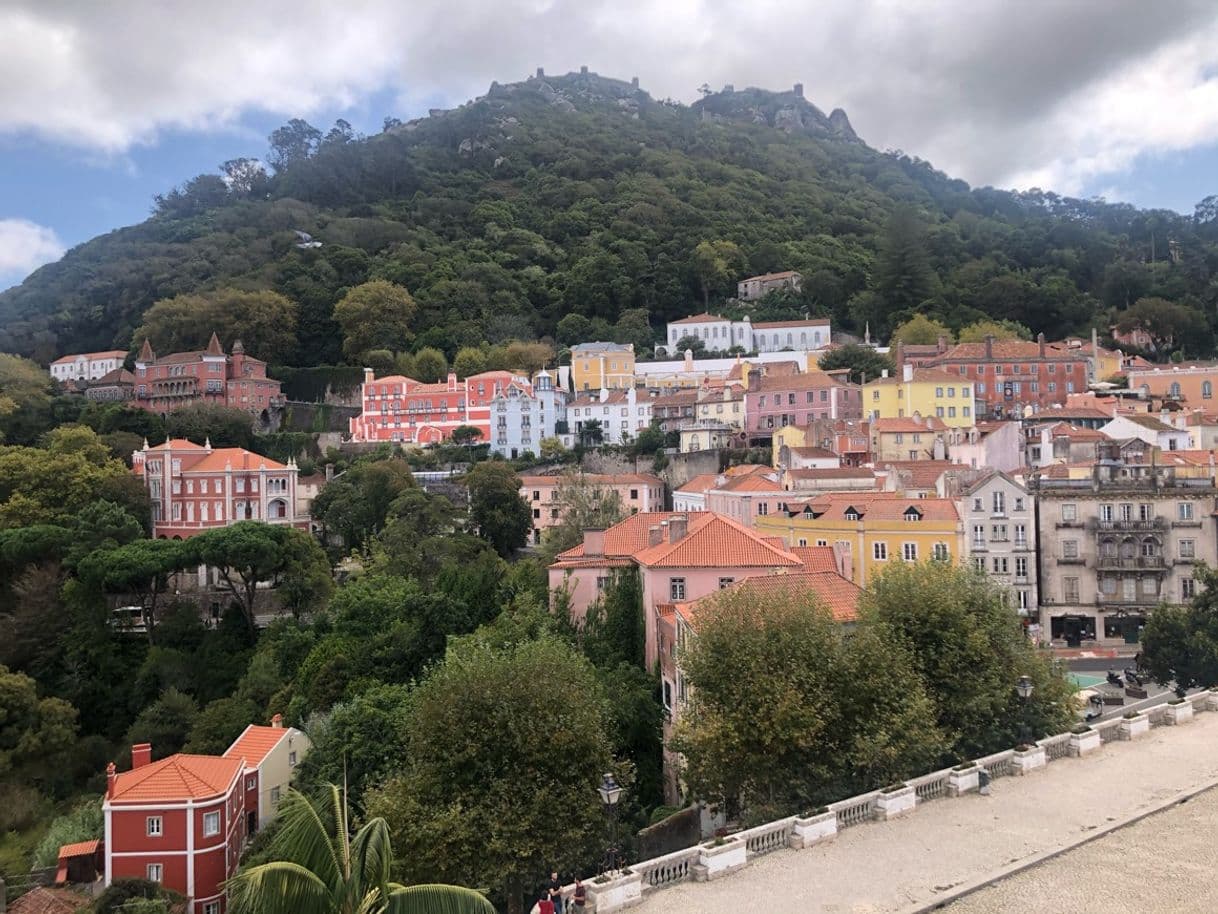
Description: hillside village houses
737,269,803,301
565,386,652,446
570,341,635,391
663,311,828,356
520,472,665,545
50,349,127,383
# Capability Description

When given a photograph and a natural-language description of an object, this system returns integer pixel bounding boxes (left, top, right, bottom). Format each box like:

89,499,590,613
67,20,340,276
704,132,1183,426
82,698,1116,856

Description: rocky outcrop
692,85,864,144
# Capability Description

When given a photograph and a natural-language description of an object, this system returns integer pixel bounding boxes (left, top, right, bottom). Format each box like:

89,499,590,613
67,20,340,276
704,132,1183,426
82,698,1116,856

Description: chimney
132,743,152,769
580,65,589,75
583,528,605,557
748,367,762,389
902,363,913,383
271,713,284,729
894,340,904,370
937,334,948,354
106,762,117,799
985,335,994,360
536,67,544,78
648,525,663,546
669,514,688,543
631,76,639,89
1038,332,1046,358
793,82,804,98
363,367,374,384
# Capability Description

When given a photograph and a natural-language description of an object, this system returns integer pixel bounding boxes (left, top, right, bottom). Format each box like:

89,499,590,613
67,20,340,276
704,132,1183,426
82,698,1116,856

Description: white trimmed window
146,816,162,837
203,811,220,837
903,543,918,561
873,542,888,561
147,863,163,883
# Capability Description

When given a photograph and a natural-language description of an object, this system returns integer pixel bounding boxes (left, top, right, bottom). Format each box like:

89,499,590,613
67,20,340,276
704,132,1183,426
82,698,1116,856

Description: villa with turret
132,332,284,418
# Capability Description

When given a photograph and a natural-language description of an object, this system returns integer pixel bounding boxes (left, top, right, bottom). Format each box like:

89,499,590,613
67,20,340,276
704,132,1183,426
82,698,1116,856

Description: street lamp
597,773,623,874
1015,675,1034,745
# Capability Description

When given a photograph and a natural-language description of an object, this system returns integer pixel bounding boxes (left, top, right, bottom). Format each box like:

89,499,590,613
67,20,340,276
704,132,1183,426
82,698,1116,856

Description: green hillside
2,70,1216,366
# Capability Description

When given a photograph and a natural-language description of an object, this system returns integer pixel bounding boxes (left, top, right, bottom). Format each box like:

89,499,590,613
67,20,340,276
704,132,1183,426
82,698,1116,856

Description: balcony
1057,555,1086,565
1094,594,1163,609
1086,517,1169,533
1094,555,1167,572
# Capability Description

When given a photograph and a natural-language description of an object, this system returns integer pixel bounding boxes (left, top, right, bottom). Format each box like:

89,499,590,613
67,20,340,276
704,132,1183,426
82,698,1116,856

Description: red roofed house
704,468,789,527
103,717,309,914
104,745,245,914
50,350,128,383
133,334,282,419
744,368,863,439
870,414,949,462
132,439,308,538
550,511,850,669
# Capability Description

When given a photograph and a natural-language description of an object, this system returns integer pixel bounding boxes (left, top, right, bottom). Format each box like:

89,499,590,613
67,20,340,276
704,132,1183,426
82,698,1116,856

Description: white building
960,472,1039,622
946,421,1024,472
1101,413,1192,452
663,313,830,356
489,371,568,459
565,386,652,446
50,349,128,383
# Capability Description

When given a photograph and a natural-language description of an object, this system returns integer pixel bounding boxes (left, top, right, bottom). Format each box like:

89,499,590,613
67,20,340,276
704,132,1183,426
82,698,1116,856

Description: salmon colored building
133,439,308,538
549,511,850,669
133,334,282,419
348,368,527,445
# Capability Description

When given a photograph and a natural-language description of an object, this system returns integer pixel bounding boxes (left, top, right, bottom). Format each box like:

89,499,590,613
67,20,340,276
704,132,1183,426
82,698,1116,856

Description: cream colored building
224,714,313,832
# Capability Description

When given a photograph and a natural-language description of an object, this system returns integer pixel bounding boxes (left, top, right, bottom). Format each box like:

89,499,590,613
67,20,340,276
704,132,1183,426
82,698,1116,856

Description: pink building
133,334,282,418
519,472,666,546
704,468,789,527
347,369,525,445
550,511,831,669
744,369,863,437
133,439,308,539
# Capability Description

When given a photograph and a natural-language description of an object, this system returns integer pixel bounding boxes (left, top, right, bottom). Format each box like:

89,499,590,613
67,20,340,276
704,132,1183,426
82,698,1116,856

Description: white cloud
1,1,1217,196
0,218,65,280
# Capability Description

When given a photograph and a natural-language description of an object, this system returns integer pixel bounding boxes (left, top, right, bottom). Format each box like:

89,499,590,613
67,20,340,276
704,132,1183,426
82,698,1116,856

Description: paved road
1066,657,1184,721
633,704,1218,914
945,783,1218,913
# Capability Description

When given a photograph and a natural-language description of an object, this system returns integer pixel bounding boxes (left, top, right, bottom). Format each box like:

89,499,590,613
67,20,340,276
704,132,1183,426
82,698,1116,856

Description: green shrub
32,799,103,868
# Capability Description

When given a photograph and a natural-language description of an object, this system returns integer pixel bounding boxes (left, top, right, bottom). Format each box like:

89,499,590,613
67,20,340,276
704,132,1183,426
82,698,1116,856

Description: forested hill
3,69,1217,367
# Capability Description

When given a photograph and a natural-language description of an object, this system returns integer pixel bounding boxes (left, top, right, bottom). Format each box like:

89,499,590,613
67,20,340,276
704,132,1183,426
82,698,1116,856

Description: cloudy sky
2,0,1218,289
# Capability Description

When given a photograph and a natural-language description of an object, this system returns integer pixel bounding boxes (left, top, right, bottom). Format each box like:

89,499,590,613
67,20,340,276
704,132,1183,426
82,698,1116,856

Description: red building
133,333,283,418
133,439,308,538
103,718,309,914
348,368,527,444
923,335,1091,419
104,745,245,914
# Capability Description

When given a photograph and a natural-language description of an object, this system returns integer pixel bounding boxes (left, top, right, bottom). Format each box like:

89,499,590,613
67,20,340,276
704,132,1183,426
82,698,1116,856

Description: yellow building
570,342,635,391
771,423,812,466
695,386,746,429
863,366,975,428
754,492,963,587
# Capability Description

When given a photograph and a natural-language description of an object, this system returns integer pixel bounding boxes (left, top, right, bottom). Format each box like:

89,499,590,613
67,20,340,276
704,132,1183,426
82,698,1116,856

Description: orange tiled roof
8,887,91,914
787,467,875,480
868,367,960,385
52,350,128,364
788,446,839,459
675,473,720,494
56,840,100,859
632,513,803,569
185,448,288,474
796,492,960,521
875,460,958,489
147,438,206,451
1046,422,1106,441
755,371,854,392
791,545,840,573
223,724,287,768
669,312,725,325
935,340,1088,362
752,318,829,329
1114,413,1176,432
713,472,784,493
107,754,243,803
555,511,691,562
675,571,861,626
742,270,801,282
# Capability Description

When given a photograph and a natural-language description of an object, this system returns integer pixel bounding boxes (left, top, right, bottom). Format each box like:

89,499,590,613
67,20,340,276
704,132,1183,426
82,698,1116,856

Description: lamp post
597,772,623,875
1015,675,1034,744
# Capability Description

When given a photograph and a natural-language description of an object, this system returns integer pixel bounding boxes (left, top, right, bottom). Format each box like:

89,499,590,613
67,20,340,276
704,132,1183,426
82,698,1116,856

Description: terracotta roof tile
872,417,949,433
713,472,784,493
223,724,288,768
751,318,829,329
867,367,960,385
742,270,801,282
668,313,725,325
791,545,840,573
52,350,128,364
788,446,839,459
793,492,960,521
675,571,861,626
675,473,720,494
787,467,875,480
184,448,288,474
875,460,958,489
107,754,243,803
755,371,854,392
632,513,803,569
56,840,100,859
8,887,91,914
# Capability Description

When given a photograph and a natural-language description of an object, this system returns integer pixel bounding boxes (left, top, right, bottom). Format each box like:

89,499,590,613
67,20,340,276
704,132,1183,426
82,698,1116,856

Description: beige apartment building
1033,458,1217,649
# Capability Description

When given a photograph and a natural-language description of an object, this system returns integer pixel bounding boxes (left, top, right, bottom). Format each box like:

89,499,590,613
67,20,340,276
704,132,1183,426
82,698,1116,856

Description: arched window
1141,537,1159,558
1170,382,1181,398
1119,537,1137,559
269,498,288,519
1204,381,1213,399
1100,538,1116,557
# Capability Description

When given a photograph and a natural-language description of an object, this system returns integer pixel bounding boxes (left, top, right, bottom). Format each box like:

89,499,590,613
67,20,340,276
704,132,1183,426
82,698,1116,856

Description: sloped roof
936,340,1088,361
518,473,663,487
867,367,960,385
875,460,958,489
555,511,690,562
669,312,725,325
632,513,803,569
9,887,91,914
791,544,840,572
742,270,801,282
90,368,135,386
787,467,876,480
752,318,829,329
788,446,839,459
754,371,854,392
797,492,960,521
676,473,721,495
146,438,206,450
56,840,100,859
675,570,861,626
52,350,127,364
223,724,288,768
1046,422,1106,441
1113,413,1176,432
713,471,784,493
185,448,289,474
107,754,243,803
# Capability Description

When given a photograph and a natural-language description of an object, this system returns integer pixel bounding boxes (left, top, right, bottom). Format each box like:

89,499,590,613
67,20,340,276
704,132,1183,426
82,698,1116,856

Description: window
203,811,221,837
147,864,163,883
972,524,986,548
146,816,163,837
992,556,1009,574
1181,539,1196,558
1182,577,1197,599
662,680,673,711
289,751,297,767
1014,523,1027,546
991,524,1008,542
933,543,949,561
1179,502,1195,521
1062,540,1078,559
247,776,256,790
873,542,888,561
935,387,944,397
1015,557,1028,578
1100,504,1114,522
902,542,918,561
1120,503,1133,522
1205,381,1213,399
1063,577,1080,602
845,509,861,521
1061,504,1077,522
203,904,221,914
973,497,983,511
948,407,956,417
1016,590,1030,611
757,502,768,516
533,508,541,519
1014,497,1025,512
718,577,735,589
992,491,1005,514
669,577,686,601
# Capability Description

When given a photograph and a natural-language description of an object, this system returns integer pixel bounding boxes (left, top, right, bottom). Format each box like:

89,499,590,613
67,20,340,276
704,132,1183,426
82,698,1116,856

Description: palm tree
227,785,494,914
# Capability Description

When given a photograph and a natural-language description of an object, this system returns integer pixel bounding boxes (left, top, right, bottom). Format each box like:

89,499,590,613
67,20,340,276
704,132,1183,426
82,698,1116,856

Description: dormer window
844,508,861,521
904,507,923,521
